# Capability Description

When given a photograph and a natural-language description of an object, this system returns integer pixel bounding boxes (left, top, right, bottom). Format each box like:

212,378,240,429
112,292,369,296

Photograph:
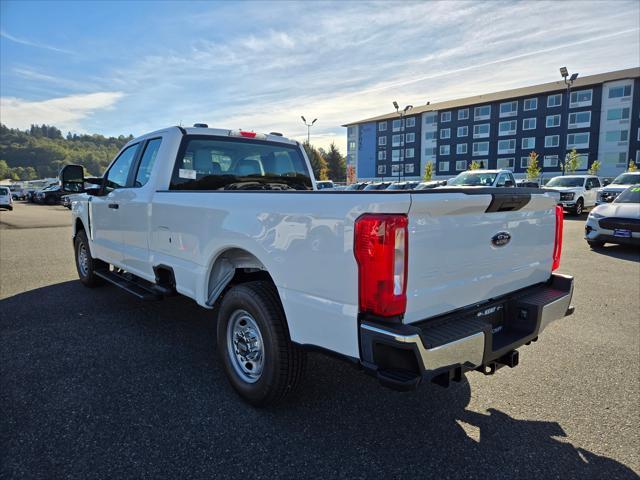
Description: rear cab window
169,136,312,191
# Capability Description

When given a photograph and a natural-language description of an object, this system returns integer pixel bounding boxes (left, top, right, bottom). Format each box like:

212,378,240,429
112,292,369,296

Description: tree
564,148,580,174
468,160,481,170
526,151,541,180
303,141,328,180
323,142,346,182
0,160,10,179
588,160,601,176
423,161,433,181
628,160,638,172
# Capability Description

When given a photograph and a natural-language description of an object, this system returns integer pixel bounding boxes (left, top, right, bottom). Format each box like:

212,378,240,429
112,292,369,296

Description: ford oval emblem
491,231,511,247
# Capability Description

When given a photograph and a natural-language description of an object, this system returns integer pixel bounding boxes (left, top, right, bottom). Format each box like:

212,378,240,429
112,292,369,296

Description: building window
499,120,517,136
392,119,403,132
567,132,590,149
441,111,451,122
570,89,592,108
405,117,416,128
474,105,491,120
473,142,489,156
424,147,437,156
577,153,589,170
457,143,468,154
497,157,514,170
608,85,632,98
424,112,437,124
499,101,518,117
498,139,516,154
378,122,387,131
524,98,538,111
347,126,355,136
377,150,386,161
440,128,451,139
607,107,630,121
546,114,561,128
378,136,387,146
457,126,468,137
521,137,535,149
392,134,404,147
545,135,560,147
405,163,415,174
440,145,450,155
568,111,591,129
405,132,415,143
424,131,437,140
405,148,415,158
456,160,467,171
544,155,559,167
458,108,469,120
523,118,537,130
391,164,401,175
473,123,490,138
348,141,356,151
605,130,629,142
603,152,628,166
377,165,387,175
392,149,404,162
439,161,450,172
520,156,531,168
547,94,562,107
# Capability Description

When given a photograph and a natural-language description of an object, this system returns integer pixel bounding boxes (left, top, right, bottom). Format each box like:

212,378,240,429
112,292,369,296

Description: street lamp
560,67,579,175
300,116,317,145
393,102,413,182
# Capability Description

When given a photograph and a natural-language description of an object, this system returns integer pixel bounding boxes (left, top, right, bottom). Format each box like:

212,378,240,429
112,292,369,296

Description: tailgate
404,190,558,324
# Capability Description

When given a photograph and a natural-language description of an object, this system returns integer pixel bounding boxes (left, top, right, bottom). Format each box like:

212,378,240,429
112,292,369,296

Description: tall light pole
393,102,413,182
300,116,317,145
560,67,579,175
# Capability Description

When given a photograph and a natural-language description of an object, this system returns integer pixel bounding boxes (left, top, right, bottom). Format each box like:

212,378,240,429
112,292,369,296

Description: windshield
546,177,584,188
0,187,8,195
614,186,640,203
386,183,407,190
448,171,497,186
169,136,312,191
611,173,640,185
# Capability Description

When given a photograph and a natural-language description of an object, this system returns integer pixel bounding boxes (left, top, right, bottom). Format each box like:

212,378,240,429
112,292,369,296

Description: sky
1,0,639,152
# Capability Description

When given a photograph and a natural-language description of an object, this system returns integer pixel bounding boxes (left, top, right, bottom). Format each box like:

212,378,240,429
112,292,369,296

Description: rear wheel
573,198,584,216
74,230,106,287
217,281,306,407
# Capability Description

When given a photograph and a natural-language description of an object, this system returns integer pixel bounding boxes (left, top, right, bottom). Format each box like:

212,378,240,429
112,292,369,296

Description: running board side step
94,269,164,301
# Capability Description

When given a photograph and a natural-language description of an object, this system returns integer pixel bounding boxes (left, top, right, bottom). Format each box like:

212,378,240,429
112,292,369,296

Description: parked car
363,181,392,190
315,180,335,190
596,172,640,205
344,182,368,191
36,185,66,205
386,181,420,190
517,180,540,188
585,185,640,248
59,125,574,407
415,180,447,190
444,169,516,188
0,186,13,210
543,175,601,215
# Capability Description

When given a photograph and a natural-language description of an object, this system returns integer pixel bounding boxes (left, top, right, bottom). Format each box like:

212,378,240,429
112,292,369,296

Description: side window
135,138,162,187
496,174,508,187
105,144,138,192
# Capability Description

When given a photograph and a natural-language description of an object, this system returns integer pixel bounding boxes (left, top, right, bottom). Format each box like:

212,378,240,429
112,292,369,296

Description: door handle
108,203,119,209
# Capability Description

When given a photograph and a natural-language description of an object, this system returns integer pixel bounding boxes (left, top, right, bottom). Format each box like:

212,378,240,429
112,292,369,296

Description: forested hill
0,124,133,180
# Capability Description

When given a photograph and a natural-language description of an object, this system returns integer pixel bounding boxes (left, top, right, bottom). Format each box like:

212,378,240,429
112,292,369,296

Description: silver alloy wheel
575,200,583,215
226,309,265,383
77,242,89,277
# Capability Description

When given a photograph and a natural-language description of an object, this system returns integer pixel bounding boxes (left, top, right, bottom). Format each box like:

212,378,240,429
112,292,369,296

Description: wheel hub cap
227,310,264,383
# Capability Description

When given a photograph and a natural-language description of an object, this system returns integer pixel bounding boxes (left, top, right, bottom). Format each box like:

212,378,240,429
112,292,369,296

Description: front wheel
217,281,306,407
74,230,106,287
573,198,584,216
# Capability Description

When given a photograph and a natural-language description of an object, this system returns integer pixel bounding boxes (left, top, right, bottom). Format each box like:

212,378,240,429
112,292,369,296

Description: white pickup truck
60,125,574,406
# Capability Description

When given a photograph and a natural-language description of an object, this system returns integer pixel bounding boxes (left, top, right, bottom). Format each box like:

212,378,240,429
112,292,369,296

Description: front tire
74,230,106,287
573,198,584,216
217,281,306,407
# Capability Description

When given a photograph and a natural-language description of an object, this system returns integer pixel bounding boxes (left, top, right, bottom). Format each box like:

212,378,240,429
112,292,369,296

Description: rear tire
74,229,106,287
217,281,306,407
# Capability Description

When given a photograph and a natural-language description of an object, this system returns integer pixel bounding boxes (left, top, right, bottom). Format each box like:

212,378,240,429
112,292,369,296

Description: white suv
543,175,601,215
0,186,13,211
596,171,640,205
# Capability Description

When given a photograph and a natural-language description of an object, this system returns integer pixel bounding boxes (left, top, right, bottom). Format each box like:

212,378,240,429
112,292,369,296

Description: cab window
105,144,139,192
135,138,162,187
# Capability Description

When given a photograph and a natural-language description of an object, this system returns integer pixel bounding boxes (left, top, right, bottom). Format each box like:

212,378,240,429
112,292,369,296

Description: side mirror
59,164,85,193
585,185,592,191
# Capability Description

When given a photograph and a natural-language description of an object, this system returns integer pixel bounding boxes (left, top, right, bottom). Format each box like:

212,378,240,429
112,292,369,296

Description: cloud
0,30,75,55
0,92,125,131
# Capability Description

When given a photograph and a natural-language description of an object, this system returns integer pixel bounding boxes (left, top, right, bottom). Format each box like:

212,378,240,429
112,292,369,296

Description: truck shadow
1,282,637,479
587,244,640,262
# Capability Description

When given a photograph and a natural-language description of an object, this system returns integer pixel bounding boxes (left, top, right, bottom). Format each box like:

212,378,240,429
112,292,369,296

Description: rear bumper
359,273,574,390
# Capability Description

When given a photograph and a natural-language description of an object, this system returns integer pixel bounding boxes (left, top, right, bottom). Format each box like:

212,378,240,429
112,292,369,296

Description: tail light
354,214,408,318
552,205,563,271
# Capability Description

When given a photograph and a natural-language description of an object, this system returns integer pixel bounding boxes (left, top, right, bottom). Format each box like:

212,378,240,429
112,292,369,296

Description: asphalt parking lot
1,201,639,479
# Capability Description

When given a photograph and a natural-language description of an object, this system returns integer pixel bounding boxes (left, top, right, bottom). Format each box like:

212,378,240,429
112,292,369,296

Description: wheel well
206,248,275,307
74,218,85,236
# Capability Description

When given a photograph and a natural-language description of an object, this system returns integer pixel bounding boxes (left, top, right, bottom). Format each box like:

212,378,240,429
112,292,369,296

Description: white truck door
91,143,140,265
585,177,599,206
